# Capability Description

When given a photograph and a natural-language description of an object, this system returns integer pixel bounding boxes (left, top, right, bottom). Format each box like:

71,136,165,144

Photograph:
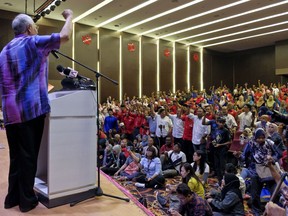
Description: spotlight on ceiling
55,0,61,6
35,14,41,19
50,5,56,11
45,9,51,14
41,11,46,17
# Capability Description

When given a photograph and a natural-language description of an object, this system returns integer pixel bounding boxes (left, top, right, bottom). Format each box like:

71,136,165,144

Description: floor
0,130,147,216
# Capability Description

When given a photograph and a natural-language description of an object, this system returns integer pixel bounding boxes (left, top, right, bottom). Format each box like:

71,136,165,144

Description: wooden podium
34,90,97,208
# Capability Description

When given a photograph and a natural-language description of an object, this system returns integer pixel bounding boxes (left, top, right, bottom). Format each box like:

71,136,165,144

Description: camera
271,110,288,124
212,140,217,147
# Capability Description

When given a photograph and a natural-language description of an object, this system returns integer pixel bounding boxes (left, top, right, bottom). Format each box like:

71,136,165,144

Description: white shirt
188,114,210,145
223,113,237,129
191,162,210,176
169,114,184,138
168,150,187,173
238,111,253,132
155,114,173,137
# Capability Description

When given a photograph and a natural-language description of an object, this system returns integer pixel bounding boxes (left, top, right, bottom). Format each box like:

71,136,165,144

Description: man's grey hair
12,14,34,35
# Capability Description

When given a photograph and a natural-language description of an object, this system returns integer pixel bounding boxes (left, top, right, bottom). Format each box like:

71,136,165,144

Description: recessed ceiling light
4,2,13,6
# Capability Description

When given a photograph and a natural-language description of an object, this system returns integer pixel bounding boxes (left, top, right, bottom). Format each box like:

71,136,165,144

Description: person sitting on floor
180,163,205,198
207,173,245,216
134,146,165,189
161,143,187,178
225,163,246,199
114,146,141,181
101,144,126,175
159,136,174,155
169,183,213,216
191,150,210,185
142,136,158,156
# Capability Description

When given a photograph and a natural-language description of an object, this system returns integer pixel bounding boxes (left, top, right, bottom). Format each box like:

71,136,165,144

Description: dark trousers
5,115,45,210
214,146,228,183
101,167,119,175
182,139,194,163
135,173,165,188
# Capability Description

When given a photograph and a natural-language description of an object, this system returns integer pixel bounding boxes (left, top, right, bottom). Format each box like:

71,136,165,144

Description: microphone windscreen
63,68,71,76
57,65,64,72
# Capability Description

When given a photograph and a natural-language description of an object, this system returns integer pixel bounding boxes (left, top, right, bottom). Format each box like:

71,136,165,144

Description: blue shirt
0,33,60,125
103,115,119,133
146,115,157,133
140,157,162,178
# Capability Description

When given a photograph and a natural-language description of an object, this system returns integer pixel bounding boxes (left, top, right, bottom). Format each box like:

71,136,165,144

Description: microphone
56,65,89,80
51,50,59,59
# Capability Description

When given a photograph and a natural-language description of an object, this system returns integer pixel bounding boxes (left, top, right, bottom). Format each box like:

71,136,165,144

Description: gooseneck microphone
56,65,89,80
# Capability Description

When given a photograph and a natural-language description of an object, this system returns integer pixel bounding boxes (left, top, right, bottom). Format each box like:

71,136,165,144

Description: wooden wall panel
122,32,139,99
202,51,212,91
233,46,280,87
99,28,120,103
175,43,187,92
159,40,173,93
74,23,98,80
189,48,201,90
142,36,157,97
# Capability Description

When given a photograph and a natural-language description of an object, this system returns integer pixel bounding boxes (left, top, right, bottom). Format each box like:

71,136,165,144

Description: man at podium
0,9,73,212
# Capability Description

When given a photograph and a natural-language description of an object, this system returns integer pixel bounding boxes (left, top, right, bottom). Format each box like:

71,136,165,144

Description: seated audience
101,144,126,175
134,146,165,189
159,136,174,155
169,183,213,216
114,146,141,181
180,163,205,198
191,150,210,184
225,163,246,198
142,136,158,156
161,143,187,178
207,173,245,216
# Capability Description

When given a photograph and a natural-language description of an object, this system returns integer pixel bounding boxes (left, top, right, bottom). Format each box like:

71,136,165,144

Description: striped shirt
0,33,60,125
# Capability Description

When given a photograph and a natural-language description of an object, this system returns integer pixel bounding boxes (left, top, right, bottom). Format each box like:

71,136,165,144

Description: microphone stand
51,50,130,206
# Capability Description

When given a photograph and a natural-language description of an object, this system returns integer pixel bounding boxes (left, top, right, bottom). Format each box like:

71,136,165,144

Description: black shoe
4,202,18,209
19,201,38,213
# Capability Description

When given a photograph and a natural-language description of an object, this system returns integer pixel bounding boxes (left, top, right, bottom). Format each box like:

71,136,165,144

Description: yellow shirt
187,177,205,198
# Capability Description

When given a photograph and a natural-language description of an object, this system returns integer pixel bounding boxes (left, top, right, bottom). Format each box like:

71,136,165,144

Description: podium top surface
49,90,97,117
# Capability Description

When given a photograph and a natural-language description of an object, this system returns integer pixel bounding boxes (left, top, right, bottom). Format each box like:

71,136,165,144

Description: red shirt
123,114,135,134
160,144,174,155
182,115,193,141
228,109,238,119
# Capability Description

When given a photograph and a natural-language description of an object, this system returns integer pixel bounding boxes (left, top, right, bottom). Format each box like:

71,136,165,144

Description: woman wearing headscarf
266,95,277,110
207,173,245,216
101,144,126,175
245,128,281,215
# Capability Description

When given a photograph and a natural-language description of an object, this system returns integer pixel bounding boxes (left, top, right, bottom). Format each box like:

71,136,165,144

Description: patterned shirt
183,193,213,216
0,33,60,125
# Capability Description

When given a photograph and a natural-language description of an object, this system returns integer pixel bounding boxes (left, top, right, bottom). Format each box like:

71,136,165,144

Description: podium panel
34,90,97,208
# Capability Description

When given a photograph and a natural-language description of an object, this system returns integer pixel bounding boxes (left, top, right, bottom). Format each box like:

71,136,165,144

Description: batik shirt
0,33,60,125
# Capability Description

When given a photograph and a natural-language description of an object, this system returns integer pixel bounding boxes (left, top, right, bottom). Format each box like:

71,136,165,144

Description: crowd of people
98,81,288,216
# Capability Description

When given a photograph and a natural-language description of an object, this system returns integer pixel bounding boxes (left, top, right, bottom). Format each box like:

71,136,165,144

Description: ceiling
1,0,288,52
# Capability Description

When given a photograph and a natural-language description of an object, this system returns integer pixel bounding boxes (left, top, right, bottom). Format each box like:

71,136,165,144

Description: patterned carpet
102,171,254,216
